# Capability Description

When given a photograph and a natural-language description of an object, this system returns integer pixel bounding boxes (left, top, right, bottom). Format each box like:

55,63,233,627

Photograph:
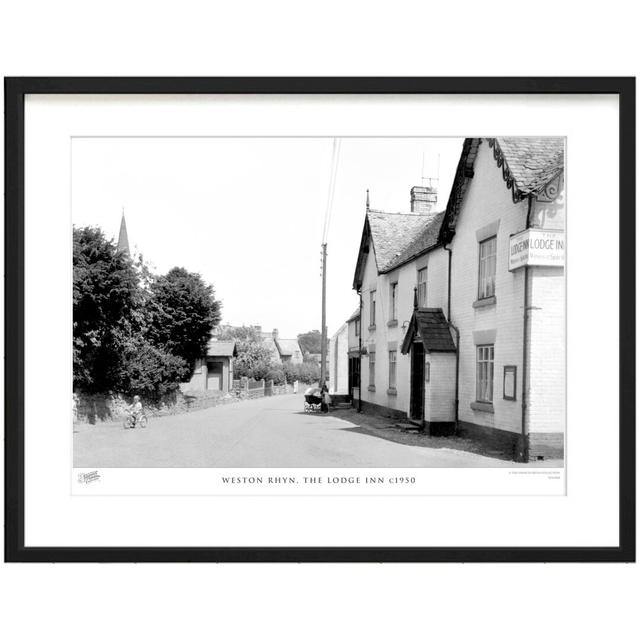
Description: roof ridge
368,209,422,217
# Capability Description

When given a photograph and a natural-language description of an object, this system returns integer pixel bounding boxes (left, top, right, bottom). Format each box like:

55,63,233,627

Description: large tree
232,340,275,380
115,337,188,400
73,226,140,391
219,325,290,381
73,228,222,398
145,267,222,377
218,325,262,343
297,329,322,354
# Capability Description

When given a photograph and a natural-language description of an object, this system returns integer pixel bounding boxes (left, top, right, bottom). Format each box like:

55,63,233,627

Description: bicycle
123,411,148,429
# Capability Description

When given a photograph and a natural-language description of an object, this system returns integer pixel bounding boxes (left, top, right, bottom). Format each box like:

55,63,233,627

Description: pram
304,388,323,413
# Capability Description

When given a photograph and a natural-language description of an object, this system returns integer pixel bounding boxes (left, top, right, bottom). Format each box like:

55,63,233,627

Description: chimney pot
410,185,437,215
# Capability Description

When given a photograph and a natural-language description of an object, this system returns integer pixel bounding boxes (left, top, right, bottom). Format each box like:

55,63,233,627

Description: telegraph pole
320,242,327,386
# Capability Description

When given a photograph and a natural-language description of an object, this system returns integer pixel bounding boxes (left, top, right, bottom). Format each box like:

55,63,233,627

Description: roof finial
413,286,418,311
366,189,370,212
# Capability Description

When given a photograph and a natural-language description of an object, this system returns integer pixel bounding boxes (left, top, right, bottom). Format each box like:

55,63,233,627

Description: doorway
348,356,360,399
206,361,223,391
410,342,425,423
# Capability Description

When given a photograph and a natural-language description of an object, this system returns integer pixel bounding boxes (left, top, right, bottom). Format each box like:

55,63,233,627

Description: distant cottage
258,327,304,365
182,339,238,393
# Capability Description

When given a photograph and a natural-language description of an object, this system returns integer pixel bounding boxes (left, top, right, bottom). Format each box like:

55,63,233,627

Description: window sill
471,401,494,413
367,385,376,392
472,296,496,309
387,388,397,396
368,325,376,331
387,319,398,328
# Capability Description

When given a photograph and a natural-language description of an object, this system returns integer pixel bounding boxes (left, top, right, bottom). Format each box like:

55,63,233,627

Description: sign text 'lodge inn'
508,228,565,271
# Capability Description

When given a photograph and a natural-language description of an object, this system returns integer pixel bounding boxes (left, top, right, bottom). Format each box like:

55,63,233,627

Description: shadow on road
312,408,522,463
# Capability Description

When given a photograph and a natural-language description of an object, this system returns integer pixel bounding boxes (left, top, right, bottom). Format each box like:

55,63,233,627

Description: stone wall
74,389,241,424
75,380,294,424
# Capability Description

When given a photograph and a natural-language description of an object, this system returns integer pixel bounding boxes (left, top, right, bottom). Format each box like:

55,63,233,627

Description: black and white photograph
5,77,632,564
1,2,637,637
72,135,565,472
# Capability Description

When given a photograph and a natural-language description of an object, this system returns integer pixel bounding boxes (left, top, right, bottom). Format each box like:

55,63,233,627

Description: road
74,393,529,468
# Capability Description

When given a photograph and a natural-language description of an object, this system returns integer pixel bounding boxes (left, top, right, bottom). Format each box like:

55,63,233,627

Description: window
417,268,428,307
476,345,494,403
355,318,360,337
478,236,497,299
390,282,398,320
369,351,376,387
369,290,376,327
388,350,397,390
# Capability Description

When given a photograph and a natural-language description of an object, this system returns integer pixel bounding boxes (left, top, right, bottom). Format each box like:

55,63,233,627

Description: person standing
320,383,330,413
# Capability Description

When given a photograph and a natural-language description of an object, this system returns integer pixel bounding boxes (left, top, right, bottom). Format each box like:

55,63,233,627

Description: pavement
73,393,560,468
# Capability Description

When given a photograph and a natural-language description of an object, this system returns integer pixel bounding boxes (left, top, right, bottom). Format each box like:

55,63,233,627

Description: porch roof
206,340,237,357
400,308,456,355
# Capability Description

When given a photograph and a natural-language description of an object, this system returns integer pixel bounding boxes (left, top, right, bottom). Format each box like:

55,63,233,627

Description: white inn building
351,138,565,461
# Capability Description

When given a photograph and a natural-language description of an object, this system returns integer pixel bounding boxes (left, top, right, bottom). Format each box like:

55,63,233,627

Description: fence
233,377,297,399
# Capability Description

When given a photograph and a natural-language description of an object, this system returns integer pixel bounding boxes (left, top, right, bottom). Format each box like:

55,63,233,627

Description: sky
72,137,464,338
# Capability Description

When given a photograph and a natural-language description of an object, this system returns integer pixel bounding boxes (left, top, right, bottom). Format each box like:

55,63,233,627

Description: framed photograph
5,77,635,562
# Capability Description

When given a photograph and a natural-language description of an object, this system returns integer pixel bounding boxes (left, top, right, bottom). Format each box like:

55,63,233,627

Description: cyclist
127,395,145,428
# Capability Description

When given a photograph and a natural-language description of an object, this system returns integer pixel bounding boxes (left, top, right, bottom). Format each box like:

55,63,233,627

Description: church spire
117,208,130,256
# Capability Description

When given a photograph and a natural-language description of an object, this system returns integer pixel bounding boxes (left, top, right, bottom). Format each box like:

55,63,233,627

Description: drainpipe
358,289,363,413
520,196,533,461
444,241,459,432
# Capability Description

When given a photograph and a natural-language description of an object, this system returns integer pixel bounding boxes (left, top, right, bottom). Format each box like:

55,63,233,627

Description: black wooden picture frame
4,77,636,563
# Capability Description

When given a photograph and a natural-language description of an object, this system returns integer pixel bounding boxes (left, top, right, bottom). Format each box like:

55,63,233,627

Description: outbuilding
182,339,237,394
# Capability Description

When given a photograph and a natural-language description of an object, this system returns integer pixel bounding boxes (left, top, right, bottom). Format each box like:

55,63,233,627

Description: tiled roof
495,137,564,197
400,308,456,355
346,307,360,322
440,137,564,244
206,340,237,357
367,208,444,274
261,338,280,358
384,210,445,272
276,338,301,357
367,210,437,272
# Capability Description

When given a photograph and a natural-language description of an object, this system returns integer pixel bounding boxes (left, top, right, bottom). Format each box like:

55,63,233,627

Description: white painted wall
450,140,565,437
425,352,456,422
360,236,449,416
347,314,360,351
449,141,528,435
526,266,565,434
328,323,349,394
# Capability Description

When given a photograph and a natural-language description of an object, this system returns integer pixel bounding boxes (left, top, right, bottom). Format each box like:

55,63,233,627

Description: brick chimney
272,328,279,340
410,185,437,215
